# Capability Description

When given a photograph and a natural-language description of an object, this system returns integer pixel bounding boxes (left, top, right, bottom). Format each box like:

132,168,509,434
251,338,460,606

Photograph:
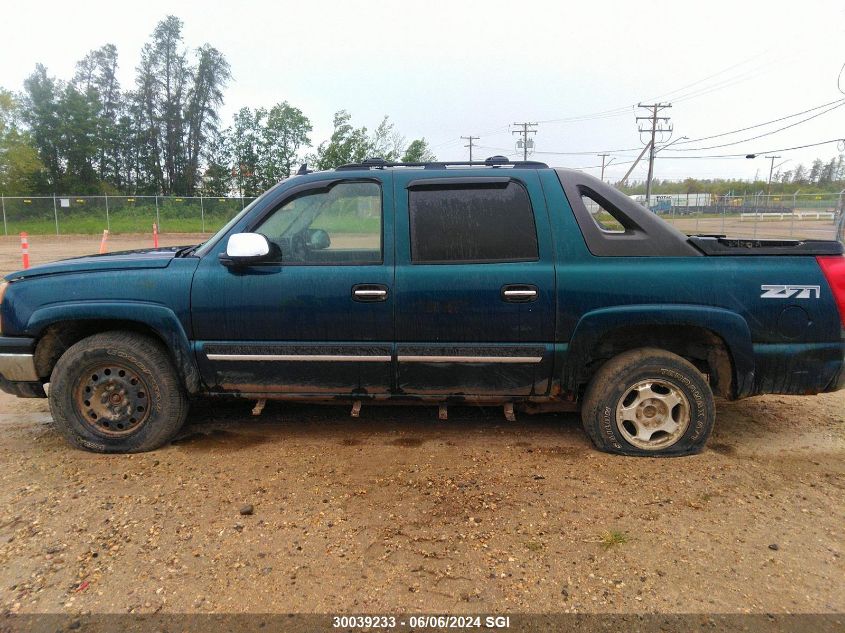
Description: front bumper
0,336,38,382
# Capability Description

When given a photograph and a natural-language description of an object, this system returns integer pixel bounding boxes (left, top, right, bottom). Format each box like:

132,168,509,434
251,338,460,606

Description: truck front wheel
581,347,715,457
48,331,188,453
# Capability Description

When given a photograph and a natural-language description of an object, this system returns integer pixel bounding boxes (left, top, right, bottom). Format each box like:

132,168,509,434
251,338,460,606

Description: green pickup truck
1,156,843,457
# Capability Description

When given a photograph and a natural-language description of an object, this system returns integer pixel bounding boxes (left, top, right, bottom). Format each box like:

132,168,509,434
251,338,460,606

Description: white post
791,190,801,238
53,194,59,235
1,195,6,236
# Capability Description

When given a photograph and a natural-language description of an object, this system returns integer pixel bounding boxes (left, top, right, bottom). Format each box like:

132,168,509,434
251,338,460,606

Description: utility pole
461,135,479,162
599,153,612,181
512,122,538,161
636,103,672,209
765,155,782,197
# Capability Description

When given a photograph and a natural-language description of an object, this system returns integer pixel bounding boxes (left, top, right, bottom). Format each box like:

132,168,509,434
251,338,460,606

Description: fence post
200,195,205,233
1,194,6,236
155,195,161,232
721,196,726,234
104,194,110,231
53,194,59,235
790,190,800,238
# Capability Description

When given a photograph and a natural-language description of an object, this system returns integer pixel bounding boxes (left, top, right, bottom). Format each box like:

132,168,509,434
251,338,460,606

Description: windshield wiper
176,244,202,257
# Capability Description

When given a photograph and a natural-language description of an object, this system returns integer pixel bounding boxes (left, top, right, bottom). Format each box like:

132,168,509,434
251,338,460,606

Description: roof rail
335,155,549,171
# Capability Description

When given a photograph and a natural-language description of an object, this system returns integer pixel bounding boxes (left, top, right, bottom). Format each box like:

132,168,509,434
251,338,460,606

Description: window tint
254,181,381,264
582,193,625,233
409,182,538,263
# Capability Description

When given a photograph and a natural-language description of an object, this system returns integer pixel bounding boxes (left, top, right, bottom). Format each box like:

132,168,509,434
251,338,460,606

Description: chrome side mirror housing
220,233,273,266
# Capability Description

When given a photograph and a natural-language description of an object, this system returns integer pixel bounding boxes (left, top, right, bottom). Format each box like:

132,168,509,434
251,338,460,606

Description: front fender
26,301,201,394
564,304,755,398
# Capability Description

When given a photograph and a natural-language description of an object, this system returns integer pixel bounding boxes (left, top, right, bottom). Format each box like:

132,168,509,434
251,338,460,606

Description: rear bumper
750,341,845,396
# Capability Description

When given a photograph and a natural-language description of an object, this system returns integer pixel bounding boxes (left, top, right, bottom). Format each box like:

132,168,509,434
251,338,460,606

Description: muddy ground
0,235,842,616
1,390,843,615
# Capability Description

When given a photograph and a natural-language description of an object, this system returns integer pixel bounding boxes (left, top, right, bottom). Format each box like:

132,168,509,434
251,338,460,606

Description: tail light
817,256,845,327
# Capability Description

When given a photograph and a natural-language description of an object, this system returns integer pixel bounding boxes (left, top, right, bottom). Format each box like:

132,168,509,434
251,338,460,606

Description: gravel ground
0,391,842,615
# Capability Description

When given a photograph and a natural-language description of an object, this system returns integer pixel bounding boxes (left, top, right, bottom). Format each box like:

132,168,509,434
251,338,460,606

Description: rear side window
582,193,625,233
409,182,539,263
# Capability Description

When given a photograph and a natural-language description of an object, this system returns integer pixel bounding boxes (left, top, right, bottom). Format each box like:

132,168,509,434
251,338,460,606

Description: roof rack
335,155,549,171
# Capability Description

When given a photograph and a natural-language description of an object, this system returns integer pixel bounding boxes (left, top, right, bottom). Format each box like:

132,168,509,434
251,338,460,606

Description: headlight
0,280,8,335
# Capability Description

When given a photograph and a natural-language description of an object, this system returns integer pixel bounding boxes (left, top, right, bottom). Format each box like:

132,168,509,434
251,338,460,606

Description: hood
5,245,197,281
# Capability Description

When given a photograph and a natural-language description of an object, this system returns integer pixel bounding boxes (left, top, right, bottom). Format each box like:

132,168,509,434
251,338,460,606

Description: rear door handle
501,284,538,302
352,284,389,302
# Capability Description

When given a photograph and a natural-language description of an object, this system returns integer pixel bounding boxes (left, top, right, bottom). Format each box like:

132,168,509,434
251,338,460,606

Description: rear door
392,170,556,396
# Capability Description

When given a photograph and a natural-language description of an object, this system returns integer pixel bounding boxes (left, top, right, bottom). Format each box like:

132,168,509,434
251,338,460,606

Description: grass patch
597,530,628,550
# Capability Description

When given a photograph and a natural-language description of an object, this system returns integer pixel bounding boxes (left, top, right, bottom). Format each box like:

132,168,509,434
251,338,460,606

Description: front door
392,170,556,396
191,174,394,395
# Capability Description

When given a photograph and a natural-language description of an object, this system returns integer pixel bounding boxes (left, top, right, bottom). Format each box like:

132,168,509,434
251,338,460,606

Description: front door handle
501,284,538,303
352,284,389,302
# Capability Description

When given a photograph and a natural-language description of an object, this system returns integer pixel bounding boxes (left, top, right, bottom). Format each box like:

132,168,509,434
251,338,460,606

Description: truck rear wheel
48,331,188,453
581,347,715,457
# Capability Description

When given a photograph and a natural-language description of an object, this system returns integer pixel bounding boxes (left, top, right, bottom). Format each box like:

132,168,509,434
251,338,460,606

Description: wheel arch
28,302,201,394
563,304,755,400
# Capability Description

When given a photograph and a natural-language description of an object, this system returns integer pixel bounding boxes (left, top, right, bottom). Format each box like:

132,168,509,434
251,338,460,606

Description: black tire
581,347,715,457
48,331,188,453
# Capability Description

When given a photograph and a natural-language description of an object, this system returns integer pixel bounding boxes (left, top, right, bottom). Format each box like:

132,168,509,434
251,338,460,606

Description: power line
511,122,538,161
460,135,479,161
666,101,845,151
536,50,777,127
510,98,845,158
655,138,845,159
673,98,845,146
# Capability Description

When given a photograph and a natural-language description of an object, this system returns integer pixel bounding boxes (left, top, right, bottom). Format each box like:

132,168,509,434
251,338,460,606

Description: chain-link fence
632,191,845,241
1,191,844,241
0,195,257,236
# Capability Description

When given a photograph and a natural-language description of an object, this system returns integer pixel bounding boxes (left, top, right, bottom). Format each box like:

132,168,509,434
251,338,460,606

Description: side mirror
219,233,274,266
306,228,331,250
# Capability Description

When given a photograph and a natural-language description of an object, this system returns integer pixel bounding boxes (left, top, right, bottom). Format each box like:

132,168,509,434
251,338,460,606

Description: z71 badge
760,284,821,299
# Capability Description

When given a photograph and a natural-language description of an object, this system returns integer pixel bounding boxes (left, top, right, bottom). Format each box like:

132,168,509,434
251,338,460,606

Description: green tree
401,138,436,162
808,159,824,184
230,107,263,196
21,64,62,190
135,15,189,193
56,83,101,192
260,102,311,183
369,116,404,161
0,89,44,193
73,44,122,187
185,44,231,195
314,110,370,170
201,127,232,196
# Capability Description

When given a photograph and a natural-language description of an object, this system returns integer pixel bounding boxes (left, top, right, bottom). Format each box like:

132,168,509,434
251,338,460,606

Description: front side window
409,182,539,263
254,181,382,264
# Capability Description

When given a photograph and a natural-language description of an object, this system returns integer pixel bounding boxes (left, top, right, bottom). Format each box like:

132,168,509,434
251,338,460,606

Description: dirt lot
667,217,837,241
0,234,842,616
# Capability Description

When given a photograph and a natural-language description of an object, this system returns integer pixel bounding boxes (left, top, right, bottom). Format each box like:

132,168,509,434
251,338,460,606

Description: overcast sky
2,0,844,183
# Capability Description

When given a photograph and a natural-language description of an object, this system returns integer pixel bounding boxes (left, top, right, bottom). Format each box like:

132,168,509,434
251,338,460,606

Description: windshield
193,180,290,257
